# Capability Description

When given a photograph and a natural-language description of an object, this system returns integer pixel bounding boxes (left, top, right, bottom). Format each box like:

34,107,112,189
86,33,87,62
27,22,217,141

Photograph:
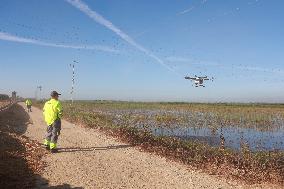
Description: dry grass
0,104,46,188
0,100,11,109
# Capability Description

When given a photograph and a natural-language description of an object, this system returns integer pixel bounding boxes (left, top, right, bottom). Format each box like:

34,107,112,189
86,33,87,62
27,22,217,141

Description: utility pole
35,86,42,101
70,60,78,105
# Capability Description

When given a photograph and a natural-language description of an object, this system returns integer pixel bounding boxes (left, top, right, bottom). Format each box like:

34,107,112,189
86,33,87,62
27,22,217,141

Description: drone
184,75,214,87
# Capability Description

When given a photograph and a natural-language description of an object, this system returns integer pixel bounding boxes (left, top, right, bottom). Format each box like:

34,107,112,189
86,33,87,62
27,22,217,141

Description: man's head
50,91,61,100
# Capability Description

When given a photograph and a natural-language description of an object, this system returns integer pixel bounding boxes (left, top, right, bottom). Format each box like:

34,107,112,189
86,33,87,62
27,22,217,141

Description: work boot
50,148,58,153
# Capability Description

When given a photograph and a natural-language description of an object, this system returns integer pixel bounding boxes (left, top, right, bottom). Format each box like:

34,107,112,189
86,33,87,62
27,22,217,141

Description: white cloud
165,55,284,75
165,56,221,67
177,7,194,15
166,56,194,62
0,31,119,53
65,0,176,73
235,65,284,74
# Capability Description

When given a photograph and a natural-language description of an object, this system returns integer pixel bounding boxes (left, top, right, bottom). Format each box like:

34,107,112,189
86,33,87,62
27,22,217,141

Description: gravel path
20,103,279,189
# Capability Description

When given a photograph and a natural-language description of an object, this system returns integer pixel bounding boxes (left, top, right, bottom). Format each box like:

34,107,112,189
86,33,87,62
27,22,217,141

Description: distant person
43,91,63,153
25,99,32,112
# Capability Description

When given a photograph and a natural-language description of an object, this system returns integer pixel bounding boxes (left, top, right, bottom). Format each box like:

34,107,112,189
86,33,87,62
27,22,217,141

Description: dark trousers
27,105,32,112
45,119,61,149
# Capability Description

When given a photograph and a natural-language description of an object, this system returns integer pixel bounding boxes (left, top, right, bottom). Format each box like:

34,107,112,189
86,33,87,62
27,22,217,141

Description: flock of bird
1,0,282,85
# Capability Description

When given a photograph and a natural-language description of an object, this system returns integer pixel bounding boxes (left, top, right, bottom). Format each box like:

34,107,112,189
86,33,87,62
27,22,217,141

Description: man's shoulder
51,99,61,105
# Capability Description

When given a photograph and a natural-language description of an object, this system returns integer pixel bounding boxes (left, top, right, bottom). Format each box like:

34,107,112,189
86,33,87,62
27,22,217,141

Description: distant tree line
0,94,10,100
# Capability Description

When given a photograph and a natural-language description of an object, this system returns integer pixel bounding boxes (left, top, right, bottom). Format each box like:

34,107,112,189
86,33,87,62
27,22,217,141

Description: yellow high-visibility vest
25,99,32,106
43,99,63,126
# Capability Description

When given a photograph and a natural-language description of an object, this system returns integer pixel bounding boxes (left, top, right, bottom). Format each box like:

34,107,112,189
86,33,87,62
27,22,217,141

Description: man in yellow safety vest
43,91,63,153
25,99,32,112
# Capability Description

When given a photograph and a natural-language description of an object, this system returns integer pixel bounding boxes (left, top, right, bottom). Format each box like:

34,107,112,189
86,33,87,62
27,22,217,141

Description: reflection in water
148,126,284,151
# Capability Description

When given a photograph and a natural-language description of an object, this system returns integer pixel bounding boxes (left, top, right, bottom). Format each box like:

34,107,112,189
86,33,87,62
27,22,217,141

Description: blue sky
0,0,284,102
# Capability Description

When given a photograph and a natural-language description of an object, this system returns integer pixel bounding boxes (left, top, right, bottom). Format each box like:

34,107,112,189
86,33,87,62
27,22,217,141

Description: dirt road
20,103,277,189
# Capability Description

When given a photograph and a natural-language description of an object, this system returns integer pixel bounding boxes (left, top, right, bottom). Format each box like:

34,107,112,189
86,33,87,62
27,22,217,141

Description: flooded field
110,110,284,151
68,101,284,152
152,126,284,151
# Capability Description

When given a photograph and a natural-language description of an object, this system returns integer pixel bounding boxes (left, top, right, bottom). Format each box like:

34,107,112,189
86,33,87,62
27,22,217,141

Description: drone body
184,75,213,87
